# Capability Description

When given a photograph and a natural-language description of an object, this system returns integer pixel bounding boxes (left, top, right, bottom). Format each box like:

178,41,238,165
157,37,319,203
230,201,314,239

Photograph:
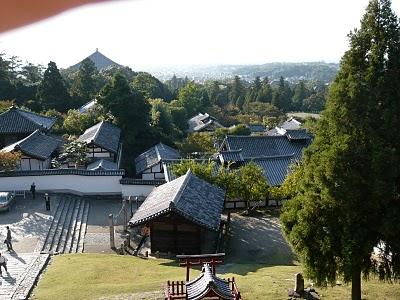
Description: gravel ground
226,211,296,265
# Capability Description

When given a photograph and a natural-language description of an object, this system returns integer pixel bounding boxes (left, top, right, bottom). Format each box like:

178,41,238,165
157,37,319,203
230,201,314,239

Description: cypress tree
281,1,400,299
37,61,70,111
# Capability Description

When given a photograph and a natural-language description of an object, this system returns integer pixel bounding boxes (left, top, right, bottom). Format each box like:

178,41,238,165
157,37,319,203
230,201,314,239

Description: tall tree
272,76,291,111
291,80,309,111
178,81,203,117
280,1,400,300
229,75,245,105
37,61,70,111
132,72,172,101
257,76,273,103
70,58,99,107
98,73,151,173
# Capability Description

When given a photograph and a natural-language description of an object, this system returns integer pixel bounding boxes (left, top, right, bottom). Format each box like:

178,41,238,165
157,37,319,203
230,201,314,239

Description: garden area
32,253,400,300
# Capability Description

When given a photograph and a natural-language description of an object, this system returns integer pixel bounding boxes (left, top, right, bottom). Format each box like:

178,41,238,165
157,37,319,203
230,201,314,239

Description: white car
0,192,16,212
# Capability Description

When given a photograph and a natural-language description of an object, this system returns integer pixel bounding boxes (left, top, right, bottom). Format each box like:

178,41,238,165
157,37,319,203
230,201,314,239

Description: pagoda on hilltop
70,48,121,70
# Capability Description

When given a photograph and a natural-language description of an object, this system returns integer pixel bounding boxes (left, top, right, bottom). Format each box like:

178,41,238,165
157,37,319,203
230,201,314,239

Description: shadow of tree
224,212,296,274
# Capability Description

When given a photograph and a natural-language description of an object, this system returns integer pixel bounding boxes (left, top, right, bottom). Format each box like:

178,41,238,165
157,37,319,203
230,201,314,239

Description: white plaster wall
0,175,123,195
121,184,155,198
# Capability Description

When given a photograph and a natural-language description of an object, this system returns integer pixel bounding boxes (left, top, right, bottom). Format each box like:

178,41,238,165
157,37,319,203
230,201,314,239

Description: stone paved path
0,252,49,300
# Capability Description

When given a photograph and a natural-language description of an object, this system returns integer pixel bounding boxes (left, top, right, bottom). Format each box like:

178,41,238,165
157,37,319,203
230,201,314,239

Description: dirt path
226,211,295,265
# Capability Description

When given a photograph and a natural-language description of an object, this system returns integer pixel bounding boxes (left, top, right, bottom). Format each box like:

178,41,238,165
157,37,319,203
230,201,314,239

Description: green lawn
32,254,400,300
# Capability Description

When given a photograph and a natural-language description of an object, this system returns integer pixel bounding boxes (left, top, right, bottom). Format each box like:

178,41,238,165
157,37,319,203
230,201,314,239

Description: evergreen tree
291,80,309,111
70,58,99,107
98,73,151,174
257,76,273,103
37,61,70,111
228,75,245,105
178,81,203,117
280,1,400,299
272,76,291,111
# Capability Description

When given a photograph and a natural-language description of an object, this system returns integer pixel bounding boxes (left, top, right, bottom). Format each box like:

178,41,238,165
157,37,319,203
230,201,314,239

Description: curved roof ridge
245,153,295,160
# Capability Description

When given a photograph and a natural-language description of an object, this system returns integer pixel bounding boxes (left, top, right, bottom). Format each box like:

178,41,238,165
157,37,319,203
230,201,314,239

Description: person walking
45,193,50,211
4,226,12,251
0,252,8,276
30,182,36,199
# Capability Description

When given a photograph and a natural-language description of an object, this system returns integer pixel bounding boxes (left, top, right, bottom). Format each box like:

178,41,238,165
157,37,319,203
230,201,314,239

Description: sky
1,0,400,69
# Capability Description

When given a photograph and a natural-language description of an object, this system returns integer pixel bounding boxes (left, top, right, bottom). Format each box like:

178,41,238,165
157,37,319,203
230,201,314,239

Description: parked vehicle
0,192,16,212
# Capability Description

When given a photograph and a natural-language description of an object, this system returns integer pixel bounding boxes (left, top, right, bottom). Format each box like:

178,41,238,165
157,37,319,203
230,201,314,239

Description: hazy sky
1,0,400,69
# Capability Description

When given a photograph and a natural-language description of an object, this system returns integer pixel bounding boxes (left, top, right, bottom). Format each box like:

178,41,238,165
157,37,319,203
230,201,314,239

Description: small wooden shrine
164,253,241,300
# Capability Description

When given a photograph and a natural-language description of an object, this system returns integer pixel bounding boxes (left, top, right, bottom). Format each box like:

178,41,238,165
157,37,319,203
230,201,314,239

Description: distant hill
70,49,121,70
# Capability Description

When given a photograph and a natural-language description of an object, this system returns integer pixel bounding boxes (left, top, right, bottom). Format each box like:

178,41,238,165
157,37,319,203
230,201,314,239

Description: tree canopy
280,1,400,299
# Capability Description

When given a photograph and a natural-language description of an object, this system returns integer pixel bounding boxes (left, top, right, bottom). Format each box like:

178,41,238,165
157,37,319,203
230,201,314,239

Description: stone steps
0,253,49,300
41,195,90,254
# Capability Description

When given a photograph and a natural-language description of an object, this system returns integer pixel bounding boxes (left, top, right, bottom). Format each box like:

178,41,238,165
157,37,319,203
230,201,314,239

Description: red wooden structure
164,253,241,300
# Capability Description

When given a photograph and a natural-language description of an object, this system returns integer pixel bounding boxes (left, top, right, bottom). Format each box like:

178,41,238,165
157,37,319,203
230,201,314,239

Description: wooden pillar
109,214,115,249
185,260,190,282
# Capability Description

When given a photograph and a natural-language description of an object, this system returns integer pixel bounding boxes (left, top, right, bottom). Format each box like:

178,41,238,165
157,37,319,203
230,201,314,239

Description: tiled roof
248,124,266,133
0,106,56,134
87,159,117,170
285,129,311,140
222,135,310,161
134,142,181,175
187,113,224,133
281,117,302,130
78,121,121,154
218,150,244,164
186,264,234,300
129,170,225,231
119,178,166,186
70,49,121,70
0,169,125,177
78,100,97,113
2,130,61,160
249,155,296,186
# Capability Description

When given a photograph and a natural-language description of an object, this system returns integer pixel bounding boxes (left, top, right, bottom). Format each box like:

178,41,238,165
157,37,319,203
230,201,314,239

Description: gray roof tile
285,129,311,140
187,113,224,133
218,150,244,164
249,155,296,186
129,170,225,231
0,106,56,134
1,130,61,160
78,121,121,154
222,135,310,161
87,159,117,170
186,264,234,300
135,143,181,174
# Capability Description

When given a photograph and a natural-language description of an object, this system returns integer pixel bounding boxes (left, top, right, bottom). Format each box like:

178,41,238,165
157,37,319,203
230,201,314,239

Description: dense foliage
280,1,400,299
172,160,269,211
0,152,21,171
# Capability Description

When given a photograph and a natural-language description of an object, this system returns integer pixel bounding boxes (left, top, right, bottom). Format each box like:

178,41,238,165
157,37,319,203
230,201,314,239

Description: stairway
41,194,90,254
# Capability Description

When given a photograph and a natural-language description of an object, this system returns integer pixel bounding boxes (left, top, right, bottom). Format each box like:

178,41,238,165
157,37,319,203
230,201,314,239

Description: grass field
32,254,400,300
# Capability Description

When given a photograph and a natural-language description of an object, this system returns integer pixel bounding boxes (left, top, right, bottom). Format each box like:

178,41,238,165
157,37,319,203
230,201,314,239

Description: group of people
0,226,12,276
30,182,51,211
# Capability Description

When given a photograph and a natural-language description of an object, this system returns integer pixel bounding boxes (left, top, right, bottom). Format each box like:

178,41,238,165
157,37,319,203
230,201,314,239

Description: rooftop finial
96,48,98,52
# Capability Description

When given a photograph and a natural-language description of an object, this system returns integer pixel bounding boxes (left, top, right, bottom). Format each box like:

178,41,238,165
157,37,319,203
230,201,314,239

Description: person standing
45,193,50,211
0,252,8,276
5,226,12,251
30,182,36,199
